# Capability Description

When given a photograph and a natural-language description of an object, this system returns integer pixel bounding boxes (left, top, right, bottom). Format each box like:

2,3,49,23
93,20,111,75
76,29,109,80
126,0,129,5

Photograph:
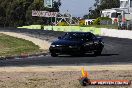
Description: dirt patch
0,70,131,88
0,65,132,72
0,65,131,88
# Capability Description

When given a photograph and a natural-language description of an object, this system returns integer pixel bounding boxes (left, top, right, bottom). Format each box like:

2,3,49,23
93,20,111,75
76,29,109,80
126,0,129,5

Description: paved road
0,36,132,66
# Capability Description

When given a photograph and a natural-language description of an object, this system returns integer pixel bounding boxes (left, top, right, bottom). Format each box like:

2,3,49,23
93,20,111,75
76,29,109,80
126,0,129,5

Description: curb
0,52,49,60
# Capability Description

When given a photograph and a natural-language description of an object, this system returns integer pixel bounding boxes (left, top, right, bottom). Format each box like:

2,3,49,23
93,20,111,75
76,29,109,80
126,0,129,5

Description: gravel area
0,65,131,88
0,70,131,88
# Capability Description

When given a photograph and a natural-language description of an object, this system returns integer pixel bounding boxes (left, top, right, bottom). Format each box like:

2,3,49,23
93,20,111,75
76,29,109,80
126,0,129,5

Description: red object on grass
114,18,118,22
122,17,126,22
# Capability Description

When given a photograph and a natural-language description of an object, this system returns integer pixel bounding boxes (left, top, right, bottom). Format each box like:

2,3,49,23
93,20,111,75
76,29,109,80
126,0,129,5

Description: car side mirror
58,36,62,39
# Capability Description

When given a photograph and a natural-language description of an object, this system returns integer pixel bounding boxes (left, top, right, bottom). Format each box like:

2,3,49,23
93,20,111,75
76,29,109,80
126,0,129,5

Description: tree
0,0,61,27
86,0,120,19
0,6,6,26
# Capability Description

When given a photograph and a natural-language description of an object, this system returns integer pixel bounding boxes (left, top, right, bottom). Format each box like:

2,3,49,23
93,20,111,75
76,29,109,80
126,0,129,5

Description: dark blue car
49,32,104,57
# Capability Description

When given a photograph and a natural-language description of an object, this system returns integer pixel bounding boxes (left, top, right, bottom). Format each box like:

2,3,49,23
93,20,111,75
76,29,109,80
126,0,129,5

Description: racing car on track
49,32,104,57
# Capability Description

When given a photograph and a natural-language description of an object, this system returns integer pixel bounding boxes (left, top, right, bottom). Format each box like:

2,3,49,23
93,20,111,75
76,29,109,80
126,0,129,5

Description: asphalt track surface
0,35,132,67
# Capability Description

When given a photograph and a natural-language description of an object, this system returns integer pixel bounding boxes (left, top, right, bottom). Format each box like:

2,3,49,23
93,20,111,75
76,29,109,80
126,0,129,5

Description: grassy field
0,33,40,57
18,25,119,30
82,25,118,29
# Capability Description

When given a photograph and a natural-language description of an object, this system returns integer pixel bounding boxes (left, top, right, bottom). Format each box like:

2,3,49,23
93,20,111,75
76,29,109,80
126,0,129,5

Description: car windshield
62,33,94,41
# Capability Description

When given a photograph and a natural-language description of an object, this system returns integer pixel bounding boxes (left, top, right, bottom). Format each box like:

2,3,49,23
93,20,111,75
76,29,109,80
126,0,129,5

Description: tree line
0,0,61,27
84,0,120,19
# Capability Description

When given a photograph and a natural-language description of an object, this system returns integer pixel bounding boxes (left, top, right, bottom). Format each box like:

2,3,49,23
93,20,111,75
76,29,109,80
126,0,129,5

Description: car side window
86,33,95,41
91,33,96,40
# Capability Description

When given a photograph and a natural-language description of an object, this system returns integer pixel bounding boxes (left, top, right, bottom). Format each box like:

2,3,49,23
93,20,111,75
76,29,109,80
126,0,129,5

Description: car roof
66,32,92,34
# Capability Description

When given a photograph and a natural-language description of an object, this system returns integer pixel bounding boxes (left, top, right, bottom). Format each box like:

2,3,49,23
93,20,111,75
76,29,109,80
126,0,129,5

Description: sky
60,0,95,17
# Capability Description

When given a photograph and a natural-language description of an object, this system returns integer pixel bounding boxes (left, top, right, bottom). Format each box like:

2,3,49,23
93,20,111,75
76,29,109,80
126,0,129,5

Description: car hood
51,39,84,46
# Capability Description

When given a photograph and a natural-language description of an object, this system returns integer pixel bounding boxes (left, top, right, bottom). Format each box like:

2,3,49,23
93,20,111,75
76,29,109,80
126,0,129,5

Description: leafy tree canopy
84,0,120,19
0,0,61,27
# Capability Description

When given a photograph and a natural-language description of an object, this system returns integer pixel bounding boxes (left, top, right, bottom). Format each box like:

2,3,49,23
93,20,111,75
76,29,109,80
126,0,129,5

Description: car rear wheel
51,53,58,57
94,44,103,56
94,50,102,56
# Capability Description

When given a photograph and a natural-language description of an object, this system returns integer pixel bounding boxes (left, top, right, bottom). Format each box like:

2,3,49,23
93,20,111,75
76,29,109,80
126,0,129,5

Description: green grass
0,33,41,57
81,25,118,29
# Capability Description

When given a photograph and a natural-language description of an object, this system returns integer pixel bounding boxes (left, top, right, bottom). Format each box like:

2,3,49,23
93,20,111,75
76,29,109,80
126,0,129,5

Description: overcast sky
60,0,95,17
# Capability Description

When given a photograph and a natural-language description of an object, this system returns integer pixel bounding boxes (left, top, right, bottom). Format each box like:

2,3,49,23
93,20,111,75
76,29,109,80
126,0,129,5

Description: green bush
41,25,44,29
93,18,100,25
79,20,85,26
57,22,69,26
93,17,112,25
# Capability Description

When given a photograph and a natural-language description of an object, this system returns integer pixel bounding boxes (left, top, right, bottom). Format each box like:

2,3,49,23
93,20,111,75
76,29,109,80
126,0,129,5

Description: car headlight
50,45,56,47
56,45,62,47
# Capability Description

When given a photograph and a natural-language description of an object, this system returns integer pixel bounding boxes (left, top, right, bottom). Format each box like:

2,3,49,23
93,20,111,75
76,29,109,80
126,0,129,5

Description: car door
83,34,95,52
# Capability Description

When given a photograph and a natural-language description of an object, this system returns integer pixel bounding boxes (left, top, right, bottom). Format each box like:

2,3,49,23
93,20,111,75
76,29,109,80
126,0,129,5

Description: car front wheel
51,53,58,57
